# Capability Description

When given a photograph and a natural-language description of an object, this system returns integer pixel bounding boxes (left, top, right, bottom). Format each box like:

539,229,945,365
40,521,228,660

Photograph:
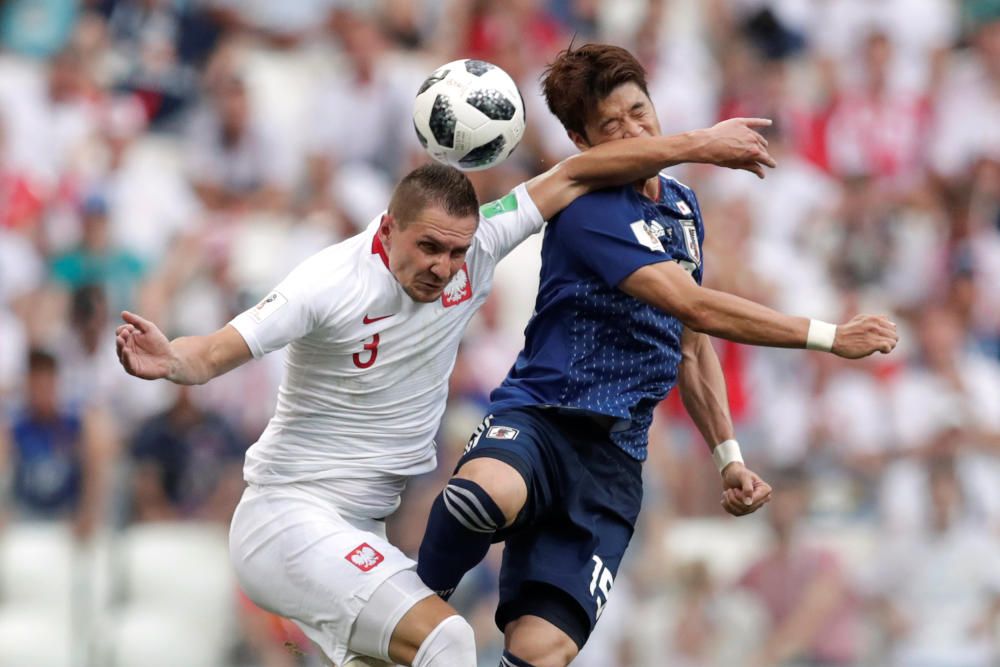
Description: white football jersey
230,184,543,518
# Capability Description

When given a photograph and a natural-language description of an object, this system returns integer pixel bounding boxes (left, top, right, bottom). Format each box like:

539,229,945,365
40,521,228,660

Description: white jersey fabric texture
229,183,543,519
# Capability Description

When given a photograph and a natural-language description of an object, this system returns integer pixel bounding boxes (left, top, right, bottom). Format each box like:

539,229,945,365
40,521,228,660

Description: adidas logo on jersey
345,543,384,572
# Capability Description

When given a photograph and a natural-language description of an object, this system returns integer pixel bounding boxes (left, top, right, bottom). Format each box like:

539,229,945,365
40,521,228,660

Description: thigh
229,485,417,667
495,434,643,648
459,408,562,532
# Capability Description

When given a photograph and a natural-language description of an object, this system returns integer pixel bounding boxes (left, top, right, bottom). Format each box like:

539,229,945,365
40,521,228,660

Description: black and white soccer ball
413,59,525,172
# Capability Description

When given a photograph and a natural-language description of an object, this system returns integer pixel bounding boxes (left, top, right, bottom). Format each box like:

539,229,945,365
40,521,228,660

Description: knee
412,615,476,667
505,617,578,667
454,458,527,526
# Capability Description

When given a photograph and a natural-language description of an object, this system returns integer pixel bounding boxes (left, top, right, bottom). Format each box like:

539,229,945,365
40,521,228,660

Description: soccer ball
413,59,525,171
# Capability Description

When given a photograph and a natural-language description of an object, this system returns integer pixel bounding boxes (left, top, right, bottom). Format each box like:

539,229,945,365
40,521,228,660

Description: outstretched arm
525,118,776,220
116,311,252,385
678,327,771,516
622,262,899,358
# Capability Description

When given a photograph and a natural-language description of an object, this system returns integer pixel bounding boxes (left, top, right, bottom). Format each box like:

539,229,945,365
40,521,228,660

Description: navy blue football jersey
489,174,705,460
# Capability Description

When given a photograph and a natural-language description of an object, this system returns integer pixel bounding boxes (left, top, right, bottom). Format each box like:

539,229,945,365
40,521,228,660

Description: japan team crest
345,543,384,572
442,263,472,307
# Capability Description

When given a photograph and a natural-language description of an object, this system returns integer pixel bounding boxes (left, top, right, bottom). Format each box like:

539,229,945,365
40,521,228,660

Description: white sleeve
228,260,326,358
475,183,545,262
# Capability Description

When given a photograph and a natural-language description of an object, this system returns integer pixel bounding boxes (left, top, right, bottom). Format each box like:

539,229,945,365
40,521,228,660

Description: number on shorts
589,555,614,620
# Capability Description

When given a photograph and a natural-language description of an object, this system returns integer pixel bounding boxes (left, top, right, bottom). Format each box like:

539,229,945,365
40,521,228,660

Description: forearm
687,287,810,347
678,329,735,450
622,264,816,349
527,132,710,219
561,132,706,187
167,335,237,385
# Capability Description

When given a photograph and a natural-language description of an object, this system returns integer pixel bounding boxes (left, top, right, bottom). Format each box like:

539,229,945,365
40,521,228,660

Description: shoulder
279,232,368,307
660,174,700,210
552,185,640,225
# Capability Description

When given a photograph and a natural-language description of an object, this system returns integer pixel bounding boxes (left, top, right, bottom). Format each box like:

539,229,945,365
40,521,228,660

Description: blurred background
1,0,999,665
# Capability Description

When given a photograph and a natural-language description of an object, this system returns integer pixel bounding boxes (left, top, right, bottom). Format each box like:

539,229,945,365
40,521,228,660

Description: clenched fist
832,315,899,359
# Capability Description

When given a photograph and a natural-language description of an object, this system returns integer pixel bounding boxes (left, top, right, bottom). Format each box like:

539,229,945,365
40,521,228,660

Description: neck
637,175,660,200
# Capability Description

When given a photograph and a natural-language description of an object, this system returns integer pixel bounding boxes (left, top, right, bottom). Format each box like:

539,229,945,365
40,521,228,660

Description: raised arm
525,118,776,220
116,311,252,385
678,327,771,516
622,261,899,357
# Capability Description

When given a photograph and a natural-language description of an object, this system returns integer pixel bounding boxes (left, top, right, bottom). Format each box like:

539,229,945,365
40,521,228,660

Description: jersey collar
371,232,390,269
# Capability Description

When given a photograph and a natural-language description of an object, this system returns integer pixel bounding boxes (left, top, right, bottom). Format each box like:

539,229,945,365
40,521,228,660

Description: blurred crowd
1,0,1000,666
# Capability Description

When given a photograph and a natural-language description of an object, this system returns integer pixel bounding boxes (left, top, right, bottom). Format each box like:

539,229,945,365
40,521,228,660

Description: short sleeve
229,261,324,358
555,192,673,287
475,183,545,262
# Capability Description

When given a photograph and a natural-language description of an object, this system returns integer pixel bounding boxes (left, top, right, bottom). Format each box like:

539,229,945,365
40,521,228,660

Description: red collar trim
371,232,390,269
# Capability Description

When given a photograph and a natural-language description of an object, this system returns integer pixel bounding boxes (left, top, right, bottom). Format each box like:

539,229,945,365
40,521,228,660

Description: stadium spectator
49,193,147,314
185,70,293,213
737,467,862,667
96,0,217,126
824,31,931,191
129,384,247,523
868,457,1000,667
304,10,423,230
0,349,115,540
886,304,1000,530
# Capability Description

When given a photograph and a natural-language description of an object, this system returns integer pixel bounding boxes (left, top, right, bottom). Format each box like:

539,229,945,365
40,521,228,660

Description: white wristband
712,439,744,474
806,319,837,352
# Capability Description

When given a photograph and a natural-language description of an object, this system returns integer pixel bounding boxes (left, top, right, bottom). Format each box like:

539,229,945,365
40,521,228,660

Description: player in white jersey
115,119,775,667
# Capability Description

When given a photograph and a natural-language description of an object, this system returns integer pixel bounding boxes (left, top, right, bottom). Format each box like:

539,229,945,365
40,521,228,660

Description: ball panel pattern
417,68,449,95
464,60,495,76
466,89,515,121
429,94,456,148
459,135,506,169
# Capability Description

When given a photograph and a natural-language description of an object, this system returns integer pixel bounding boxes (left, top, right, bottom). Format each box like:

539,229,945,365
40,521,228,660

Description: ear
567,129,590,152
379,213,393,247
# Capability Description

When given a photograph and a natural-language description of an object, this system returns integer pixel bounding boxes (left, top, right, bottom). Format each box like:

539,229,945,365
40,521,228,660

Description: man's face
380,206,477,302
570,82,661,150
27,368,58,419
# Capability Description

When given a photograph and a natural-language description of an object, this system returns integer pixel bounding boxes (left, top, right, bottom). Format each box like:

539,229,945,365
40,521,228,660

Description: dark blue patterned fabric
489,175,705,461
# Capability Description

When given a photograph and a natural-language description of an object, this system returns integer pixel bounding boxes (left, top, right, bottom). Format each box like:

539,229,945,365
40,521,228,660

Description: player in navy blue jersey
417,44,899,667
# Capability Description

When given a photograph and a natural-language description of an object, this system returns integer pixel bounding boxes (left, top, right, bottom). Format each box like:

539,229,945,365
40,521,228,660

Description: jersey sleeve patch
629,220,665,253
480,192,518,219
249,291,288,323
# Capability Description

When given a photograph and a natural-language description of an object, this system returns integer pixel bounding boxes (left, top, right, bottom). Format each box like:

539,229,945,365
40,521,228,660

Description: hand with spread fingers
720,462,773,516
696,117,778,179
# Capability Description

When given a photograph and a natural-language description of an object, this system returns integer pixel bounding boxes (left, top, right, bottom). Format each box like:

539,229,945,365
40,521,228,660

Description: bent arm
678,327,735,448
622,261,810,348
118,310,252,385
525,119,774,220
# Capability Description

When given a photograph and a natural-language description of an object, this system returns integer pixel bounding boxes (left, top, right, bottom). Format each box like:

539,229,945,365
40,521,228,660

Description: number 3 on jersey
353,334,380,369
589,555,614,620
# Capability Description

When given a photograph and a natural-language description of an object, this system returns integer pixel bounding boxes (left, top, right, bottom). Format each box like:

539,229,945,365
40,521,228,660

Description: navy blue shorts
458,406,643,648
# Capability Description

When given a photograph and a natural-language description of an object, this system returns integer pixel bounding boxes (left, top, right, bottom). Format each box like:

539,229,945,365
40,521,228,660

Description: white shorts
229,484,430,666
